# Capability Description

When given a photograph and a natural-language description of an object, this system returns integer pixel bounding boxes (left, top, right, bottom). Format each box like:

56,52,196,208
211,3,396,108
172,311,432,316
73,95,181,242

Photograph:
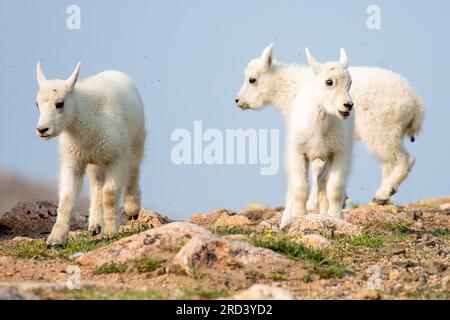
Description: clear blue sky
0,1,448,219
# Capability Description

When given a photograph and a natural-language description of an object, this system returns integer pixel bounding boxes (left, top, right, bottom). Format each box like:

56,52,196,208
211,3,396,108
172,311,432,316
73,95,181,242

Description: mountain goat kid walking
35,63,146,247
280,49,354,229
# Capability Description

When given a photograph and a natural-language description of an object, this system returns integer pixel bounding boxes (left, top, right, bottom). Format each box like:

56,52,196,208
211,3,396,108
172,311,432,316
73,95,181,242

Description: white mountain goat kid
280,48,354,229
236,44,424,207
35,63,146,247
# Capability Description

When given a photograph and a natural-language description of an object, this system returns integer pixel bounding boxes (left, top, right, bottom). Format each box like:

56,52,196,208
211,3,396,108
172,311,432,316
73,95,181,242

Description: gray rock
0,200,87,237
174,235,290,274
76,222,212,266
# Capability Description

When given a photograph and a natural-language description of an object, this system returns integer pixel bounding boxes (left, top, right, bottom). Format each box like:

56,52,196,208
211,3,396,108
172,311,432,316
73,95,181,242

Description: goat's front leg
280,149,308,229
326,152,351,219
101,159,126,239
47,160,85,247
307,159,326,211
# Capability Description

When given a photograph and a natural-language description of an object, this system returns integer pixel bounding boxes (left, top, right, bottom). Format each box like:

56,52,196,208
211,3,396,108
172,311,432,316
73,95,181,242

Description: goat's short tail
406,96,425,143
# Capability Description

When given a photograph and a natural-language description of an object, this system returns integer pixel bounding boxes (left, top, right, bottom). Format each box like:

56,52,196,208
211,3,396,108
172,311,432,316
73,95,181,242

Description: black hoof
390,188,397,196
127,213,139,221
373,198,389,205
342,195,348,209
89,226,102,237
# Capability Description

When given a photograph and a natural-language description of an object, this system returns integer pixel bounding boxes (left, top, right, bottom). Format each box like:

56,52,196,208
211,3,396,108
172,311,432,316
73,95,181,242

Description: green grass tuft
93,262,128,275
180,288,227,299
251,235,348,279
37,286,167,300
212,227,254,236
0,224,151,260
341,233,384,248
134,257,161,273
379,222,414,234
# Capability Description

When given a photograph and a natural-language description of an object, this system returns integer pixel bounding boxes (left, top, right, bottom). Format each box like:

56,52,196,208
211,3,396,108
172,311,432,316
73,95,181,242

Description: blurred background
0,0,448,219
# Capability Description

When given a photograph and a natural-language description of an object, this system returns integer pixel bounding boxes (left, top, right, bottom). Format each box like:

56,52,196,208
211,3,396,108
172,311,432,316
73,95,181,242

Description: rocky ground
0,198,449,300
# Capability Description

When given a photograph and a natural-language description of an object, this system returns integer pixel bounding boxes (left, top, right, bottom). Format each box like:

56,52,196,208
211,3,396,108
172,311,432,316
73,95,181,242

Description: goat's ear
36,62,46,87
305,47,321,74
339,48,349,69
65,62,81,92
260,43,274,70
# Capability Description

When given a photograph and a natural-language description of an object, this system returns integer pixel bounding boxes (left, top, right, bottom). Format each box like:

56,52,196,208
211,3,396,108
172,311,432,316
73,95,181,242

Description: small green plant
302,274,312,283
93,262,128,275
134,257,160,273
251,236,324,262
251,235,348,279
342,233,384,248
379,222,414,234
0,224,151,260
180,288,227,299
430,228,450,239
212,227,254,236
269,272,287,281
41,286,167,300
245,269,265,280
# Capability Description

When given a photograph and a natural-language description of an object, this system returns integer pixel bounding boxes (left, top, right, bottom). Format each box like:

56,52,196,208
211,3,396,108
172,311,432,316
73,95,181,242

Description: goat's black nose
344,102,353,110
37,127,49,134
235,98,239,104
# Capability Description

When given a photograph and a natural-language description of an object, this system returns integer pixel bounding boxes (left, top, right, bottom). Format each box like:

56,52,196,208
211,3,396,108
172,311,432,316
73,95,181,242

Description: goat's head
235,44,274,110
306,48,353,120
35,62,81,140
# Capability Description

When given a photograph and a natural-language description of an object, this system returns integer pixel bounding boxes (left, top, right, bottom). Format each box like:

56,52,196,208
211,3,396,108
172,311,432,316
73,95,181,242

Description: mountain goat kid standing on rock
280,49,354,229
236,44,424,208
35,63,146,247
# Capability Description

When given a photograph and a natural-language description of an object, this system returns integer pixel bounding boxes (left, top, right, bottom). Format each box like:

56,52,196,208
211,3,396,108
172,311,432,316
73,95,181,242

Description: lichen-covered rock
76,222,211,266
226,284,293,300
345,204,413,225
213,213,253,228
174,235,290,274
0,200,87,237
120,207,171,227
288,214,361,236
188,209,234,228
238,203,279,222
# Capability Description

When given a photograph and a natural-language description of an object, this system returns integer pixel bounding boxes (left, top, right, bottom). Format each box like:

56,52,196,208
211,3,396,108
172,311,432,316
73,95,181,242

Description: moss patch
93,262,128,275
251,235,348,279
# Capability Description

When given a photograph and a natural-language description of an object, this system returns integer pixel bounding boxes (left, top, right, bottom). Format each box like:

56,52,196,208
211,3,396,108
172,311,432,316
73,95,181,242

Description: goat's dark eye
55,101,64,109
249,78,257,84
325,79,334,87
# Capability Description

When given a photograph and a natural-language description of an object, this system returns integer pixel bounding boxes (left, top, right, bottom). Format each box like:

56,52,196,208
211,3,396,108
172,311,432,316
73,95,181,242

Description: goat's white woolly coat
37,67,146,246
276,65,424,206
280,49,354,228
237,46,425,206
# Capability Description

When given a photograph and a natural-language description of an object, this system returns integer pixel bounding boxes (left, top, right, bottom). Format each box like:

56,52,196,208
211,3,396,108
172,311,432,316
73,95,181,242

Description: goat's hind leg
373,145,415,205
124,133,145,221
102,158,127,239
